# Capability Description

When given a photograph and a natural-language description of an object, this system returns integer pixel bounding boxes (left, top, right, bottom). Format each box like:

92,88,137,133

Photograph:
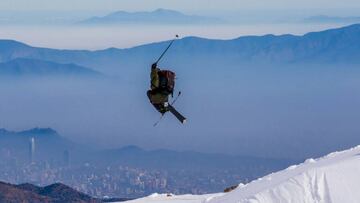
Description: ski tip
182,119,187,124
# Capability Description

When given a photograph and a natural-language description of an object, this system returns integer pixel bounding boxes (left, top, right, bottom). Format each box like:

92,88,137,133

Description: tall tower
29,137,35,164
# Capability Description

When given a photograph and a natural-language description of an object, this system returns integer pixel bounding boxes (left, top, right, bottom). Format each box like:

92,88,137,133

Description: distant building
29,137,35,164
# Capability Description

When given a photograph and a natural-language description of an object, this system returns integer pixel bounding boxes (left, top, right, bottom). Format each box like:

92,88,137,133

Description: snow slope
210,145,360,203
123,193,224,203
122,145,360,203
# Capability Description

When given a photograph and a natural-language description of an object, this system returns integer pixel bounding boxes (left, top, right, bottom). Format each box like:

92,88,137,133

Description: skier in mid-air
147,62,172,114
147,35,186,125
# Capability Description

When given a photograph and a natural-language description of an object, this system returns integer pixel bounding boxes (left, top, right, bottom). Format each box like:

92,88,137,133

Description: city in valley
0,128,293,198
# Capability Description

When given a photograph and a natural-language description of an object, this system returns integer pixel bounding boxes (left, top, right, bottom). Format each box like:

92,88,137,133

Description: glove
151,63,157,69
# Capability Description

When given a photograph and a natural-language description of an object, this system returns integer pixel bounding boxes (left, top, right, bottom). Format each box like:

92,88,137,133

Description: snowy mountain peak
124,145,360,203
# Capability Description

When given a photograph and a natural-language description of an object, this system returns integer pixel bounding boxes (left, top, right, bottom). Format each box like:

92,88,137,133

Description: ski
153,92,182,127
154,91,183,127
168,105,186,124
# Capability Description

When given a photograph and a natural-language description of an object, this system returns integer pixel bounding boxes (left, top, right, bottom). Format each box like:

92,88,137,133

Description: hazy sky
0,0,358,50
1,0,360,11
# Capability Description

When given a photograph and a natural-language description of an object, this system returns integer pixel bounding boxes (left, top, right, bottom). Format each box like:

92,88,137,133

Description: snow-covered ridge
123,145,360,203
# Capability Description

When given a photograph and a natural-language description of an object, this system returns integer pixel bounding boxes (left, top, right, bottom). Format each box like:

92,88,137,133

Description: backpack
158,70,176,96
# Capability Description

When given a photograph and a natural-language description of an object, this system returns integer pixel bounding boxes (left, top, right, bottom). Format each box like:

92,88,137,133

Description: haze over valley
1,24,360,159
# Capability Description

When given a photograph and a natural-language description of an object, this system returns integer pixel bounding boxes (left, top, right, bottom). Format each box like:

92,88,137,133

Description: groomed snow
123,193,224,203
121,145,360,203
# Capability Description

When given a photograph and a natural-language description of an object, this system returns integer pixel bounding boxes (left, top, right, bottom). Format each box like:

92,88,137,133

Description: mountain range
0,181,100,203
78,9,224,25
0,128,297,171
95,145,297,172
0,58,101,77
0,24,359,77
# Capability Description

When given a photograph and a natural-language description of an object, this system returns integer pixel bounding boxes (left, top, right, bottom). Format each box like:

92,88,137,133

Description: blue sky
1,0,360,11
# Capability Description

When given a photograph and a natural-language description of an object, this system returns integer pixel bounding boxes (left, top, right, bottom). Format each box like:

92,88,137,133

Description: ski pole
153,91,182,127
155,35,179,64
